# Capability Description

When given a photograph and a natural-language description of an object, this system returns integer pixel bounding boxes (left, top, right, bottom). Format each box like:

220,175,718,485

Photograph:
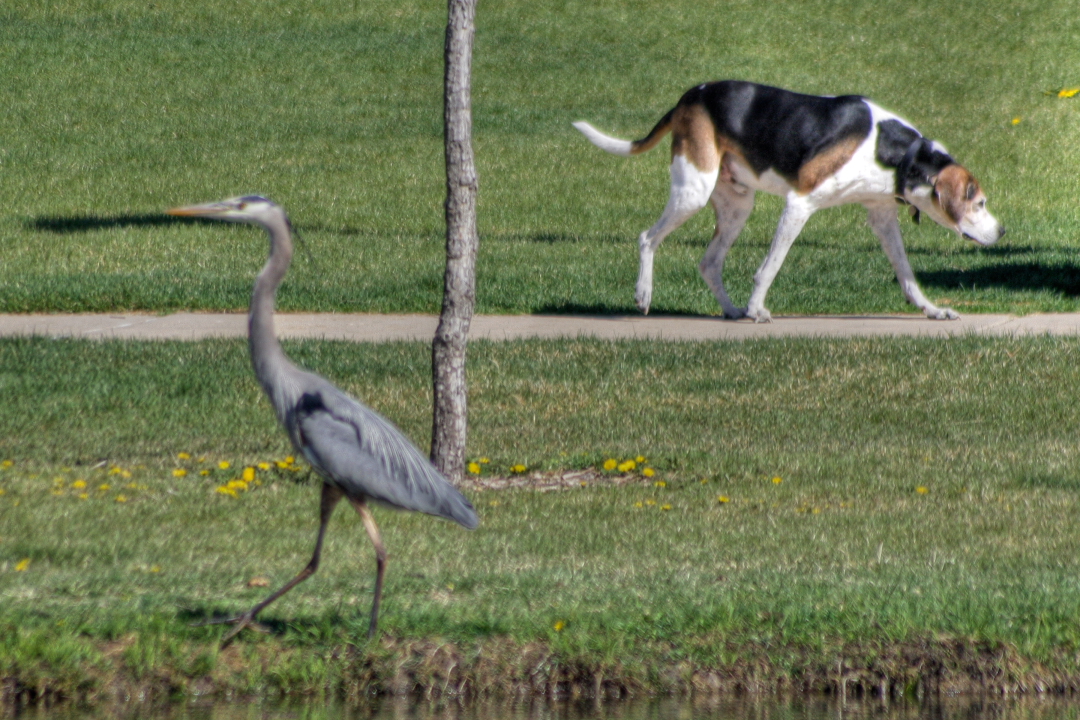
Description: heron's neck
249,215,296,409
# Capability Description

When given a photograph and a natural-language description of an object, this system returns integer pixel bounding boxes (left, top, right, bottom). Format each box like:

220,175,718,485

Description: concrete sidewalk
2,312,1079,342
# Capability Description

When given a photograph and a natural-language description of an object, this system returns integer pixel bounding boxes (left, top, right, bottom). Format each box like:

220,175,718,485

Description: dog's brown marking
933,164,980,224
669,104,720,172
796,137,862,193
629,109,675,156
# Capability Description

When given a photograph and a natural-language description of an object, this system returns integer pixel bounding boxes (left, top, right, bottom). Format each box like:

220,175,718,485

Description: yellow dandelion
78,492,89,500
660,504,672,511
115,495,128,503
216,486,238,497
275,460,289,469
645,499,657,506
0,460,12,468
72,480,87,489
654,480,667,488
617,460,636,473
1011,117,1021,125
643,467,655,478
284,456,295,465
479,457,490,464
15,558,30,572
177,452,191,460
200,469,211,476
510,464,526,474
488,499,501,507
916,486,929,495
580,480,587,487
120,470,132,479
633,501,644,508
717,495,730,503
108,467,122,475
467,462,481,475
553,620,566,632
98,484,111,491
50,489,63,496
242,467,255,482
218,461,231,470
172,468,187,478
812,507,821,514
227,479,249,491
197,456,207,463
0,489,6,495
257,462,271,471
772,476,783,484
602,458,617,471
635,455,646,463
1059,87,1080,98
150,565,162,573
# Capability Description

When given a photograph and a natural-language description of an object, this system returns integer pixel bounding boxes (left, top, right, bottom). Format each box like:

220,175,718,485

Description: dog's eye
976,199,986,209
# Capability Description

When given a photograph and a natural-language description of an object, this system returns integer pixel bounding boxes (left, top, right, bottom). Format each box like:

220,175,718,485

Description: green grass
4,335,1080,697
2,0,1080,315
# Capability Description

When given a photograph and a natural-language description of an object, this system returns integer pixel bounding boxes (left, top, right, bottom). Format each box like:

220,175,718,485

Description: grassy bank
2,0,1080,315
3,335,1080,701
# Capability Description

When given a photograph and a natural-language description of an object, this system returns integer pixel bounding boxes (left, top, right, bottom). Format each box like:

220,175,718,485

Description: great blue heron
167,195,478,646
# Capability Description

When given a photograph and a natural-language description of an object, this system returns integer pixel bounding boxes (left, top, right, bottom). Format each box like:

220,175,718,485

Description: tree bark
431,0,478,483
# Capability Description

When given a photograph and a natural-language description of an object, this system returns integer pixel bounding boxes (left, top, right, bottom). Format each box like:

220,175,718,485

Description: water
12,696,1080,720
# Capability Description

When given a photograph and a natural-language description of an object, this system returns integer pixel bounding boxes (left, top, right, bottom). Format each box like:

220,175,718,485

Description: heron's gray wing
292,389,478,529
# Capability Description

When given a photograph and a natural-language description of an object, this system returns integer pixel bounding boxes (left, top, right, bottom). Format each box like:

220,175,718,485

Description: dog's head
906,164,1004,245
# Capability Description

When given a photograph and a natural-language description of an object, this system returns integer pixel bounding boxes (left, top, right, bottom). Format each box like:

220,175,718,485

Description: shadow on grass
29,214,214,233
919,262,1080,296
534,301,713,317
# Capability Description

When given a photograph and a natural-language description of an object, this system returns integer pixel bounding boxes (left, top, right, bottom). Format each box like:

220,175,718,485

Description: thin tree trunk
431,0,478,483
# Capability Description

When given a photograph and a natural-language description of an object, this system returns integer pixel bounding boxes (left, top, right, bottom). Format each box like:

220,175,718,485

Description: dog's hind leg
744,196,815,323
865,203,958,320
700,176,756,319
636,155,718,314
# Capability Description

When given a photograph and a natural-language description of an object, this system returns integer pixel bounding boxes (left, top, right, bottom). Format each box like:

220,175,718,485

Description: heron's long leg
214,482,344,648
348,498,387,639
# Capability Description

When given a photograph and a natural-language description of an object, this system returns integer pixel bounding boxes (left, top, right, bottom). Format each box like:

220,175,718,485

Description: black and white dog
574,80,1004,321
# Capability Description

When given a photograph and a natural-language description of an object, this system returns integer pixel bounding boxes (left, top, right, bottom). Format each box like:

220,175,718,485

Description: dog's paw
746,306,772,323
722,307,748,320
925,307,960,320
635,289,652,315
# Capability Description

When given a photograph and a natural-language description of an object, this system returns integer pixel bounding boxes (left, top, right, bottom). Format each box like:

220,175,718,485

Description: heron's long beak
166,201,232,218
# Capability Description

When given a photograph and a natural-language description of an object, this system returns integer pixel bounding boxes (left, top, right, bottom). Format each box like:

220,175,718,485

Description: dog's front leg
744,197,814,323
635,157,717,314
865,203,959,320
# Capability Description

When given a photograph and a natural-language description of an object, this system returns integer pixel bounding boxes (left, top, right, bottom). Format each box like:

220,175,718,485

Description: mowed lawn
4,0,1080,699
4,336,1080,694
1,0,1079,315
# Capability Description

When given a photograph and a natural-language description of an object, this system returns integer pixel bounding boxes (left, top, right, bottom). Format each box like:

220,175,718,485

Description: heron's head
167,195,283,227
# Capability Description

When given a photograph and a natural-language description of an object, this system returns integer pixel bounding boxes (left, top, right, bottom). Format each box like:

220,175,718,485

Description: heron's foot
191,612,271,647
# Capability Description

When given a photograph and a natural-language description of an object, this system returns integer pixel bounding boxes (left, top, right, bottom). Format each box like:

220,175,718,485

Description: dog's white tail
572,121,634,157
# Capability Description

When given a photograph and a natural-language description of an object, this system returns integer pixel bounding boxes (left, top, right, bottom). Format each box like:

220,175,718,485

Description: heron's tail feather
438,487,479,530
572,110,675,157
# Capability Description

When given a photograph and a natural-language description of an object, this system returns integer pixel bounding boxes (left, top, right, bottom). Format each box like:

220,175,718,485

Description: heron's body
168,195,477,645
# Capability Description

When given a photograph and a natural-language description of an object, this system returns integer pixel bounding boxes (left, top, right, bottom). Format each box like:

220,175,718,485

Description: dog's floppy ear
932,165,971,224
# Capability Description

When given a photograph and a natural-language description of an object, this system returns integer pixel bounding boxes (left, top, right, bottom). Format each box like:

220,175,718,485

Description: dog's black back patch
693,81,873,182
